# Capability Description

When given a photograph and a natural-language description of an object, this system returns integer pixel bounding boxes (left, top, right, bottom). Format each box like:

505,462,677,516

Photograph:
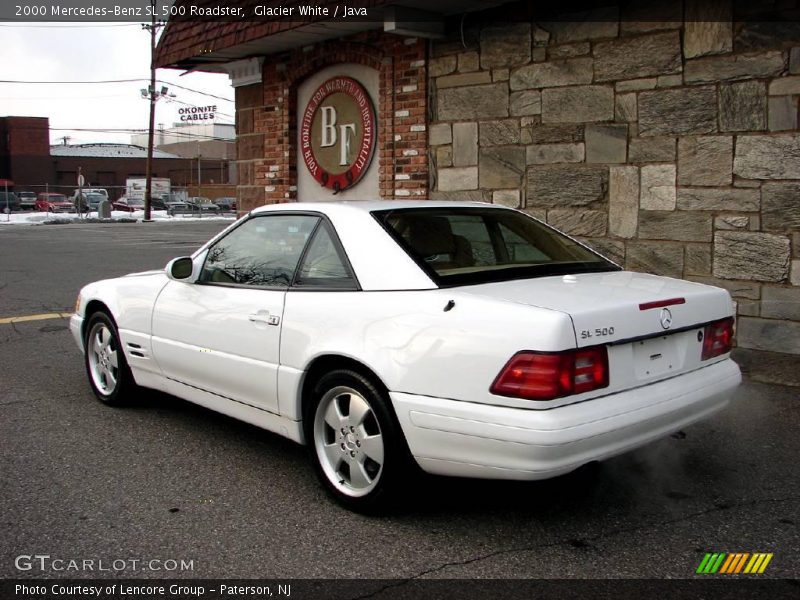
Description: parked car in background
70,201,741,511
150,196,168,211
0,191,20,212
73,191,108,212
73,188,109,201
17,191,37,210
112,197,145,212
161,192,188,204
214,197,237,211
113,196,168,213
166,201,190,216
186,197,220,212
36,192,73,213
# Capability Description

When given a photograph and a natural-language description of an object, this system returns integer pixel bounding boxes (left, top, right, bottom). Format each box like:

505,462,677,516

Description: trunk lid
462,271,732,346
462,271,734,398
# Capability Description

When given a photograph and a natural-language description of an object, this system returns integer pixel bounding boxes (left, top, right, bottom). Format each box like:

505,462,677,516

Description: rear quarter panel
279,288,576,420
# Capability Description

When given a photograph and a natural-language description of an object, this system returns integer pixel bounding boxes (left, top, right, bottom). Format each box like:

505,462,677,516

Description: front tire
306,369,410,512
84,312,137,405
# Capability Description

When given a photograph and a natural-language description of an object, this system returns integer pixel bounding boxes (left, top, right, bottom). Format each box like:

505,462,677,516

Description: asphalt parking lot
0,222,798,584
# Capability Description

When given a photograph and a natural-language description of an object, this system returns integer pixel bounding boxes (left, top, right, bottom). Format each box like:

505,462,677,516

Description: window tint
375,207,618,286
448,215,495,266
200,215,319,287
295,221,357,289
497,222,551,262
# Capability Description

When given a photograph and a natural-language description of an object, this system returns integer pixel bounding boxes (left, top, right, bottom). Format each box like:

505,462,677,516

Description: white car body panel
73,271,168,379
279,289,576,419
463,271,733,347
71,200,741,481
393,359,740,479
151,281,284,414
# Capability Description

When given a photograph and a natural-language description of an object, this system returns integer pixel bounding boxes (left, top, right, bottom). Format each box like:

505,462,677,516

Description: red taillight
490,346,609,401
702,317,734,360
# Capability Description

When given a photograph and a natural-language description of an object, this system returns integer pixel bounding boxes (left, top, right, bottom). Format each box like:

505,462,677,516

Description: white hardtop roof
250,199,500,215
246,200,511,291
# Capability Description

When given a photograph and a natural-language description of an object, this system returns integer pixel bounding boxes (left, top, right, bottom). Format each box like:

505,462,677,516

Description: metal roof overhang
171,1,510,74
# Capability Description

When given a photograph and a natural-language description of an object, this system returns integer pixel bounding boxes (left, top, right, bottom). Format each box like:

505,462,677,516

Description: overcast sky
1,22,235,145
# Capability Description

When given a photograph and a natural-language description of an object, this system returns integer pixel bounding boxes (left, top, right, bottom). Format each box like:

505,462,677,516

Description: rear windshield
373,207,619,286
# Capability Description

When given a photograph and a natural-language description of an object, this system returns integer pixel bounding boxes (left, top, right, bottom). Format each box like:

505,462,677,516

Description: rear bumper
391,358,740,480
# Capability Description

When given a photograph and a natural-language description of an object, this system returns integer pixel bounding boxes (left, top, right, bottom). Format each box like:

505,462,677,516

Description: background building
154,0,800,356
131,122,236,161
0,116,235,198
0,116,52,189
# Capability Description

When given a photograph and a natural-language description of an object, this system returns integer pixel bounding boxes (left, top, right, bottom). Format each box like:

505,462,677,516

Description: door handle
248,312,280,326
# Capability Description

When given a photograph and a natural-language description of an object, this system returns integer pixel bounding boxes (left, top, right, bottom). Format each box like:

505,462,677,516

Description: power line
5,93,135,100
11,123,235,137
160,80,232,103
0,78,234,102
47,127,235,142
0,78,145,84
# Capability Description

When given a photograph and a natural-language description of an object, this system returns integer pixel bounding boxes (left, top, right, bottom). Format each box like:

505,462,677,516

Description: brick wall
0,117,55,187
235,31,428,212
428,13,800,355
50,156,212,197
4,117,50,156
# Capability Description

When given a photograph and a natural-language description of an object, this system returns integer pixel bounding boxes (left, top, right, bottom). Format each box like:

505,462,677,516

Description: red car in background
35,193,74,213
112,197,145,212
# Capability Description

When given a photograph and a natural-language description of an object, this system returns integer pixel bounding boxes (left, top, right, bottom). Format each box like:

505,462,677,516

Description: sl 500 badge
581,327,615,340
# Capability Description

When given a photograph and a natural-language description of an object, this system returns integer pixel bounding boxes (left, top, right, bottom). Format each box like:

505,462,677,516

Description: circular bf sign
301,77,376,193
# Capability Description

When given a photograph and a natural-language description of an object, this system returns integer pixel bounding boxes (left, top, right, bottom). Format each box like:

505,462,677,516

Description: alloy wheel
313,386,385,497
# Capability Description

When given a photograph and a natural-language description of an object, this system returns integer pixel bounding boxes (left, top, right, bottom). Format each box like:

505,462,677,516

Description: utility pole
143,0,158,222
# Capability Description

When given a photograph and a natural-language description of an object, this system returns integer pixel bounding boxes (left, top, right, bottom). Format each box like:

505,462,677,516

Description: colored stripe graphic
757,554,773,574
710,553,726,573
697,552,773,574
744,553,774,574
697,553,727,574
696,553,713,574
733,553,750,574
719,554,736,574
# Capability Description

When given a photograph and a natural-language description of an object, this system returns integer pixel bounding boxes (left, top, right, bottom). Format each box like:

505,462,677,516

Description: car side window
294,221,358,289
199,215,319,287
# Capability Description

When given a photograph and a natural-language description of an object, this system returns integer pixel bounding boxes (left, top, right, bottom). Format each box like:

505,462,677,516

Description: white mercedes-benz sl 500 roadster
71,201,740,510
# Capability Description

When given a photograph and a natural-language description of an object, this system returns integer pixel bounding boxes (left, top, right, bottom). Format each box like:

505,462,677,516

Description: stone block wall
429,13,800,355
235,31,428,211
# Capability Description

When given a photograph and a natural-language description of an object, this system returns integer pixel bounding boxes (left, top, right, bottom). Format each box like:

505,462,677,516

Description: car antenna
444,300,455,312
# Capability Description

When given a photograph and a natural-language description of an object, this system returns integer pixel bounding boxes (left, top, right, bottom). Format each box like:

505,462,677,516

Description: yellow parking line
0,312,72,325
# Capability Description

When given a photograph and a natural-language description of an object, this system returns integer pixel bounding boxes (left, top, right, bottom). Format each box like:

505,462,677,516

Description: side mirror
166,257,194,281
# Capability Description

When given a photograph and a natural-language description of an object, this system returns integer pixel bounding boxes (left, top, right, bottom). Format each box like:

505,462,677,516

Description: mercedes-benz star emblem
660,308,673,330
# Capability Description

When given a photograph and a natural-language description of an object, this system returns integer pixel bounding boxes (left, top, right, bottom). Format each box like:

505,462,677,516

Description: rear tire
305,369,411,512
84,311,137,406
